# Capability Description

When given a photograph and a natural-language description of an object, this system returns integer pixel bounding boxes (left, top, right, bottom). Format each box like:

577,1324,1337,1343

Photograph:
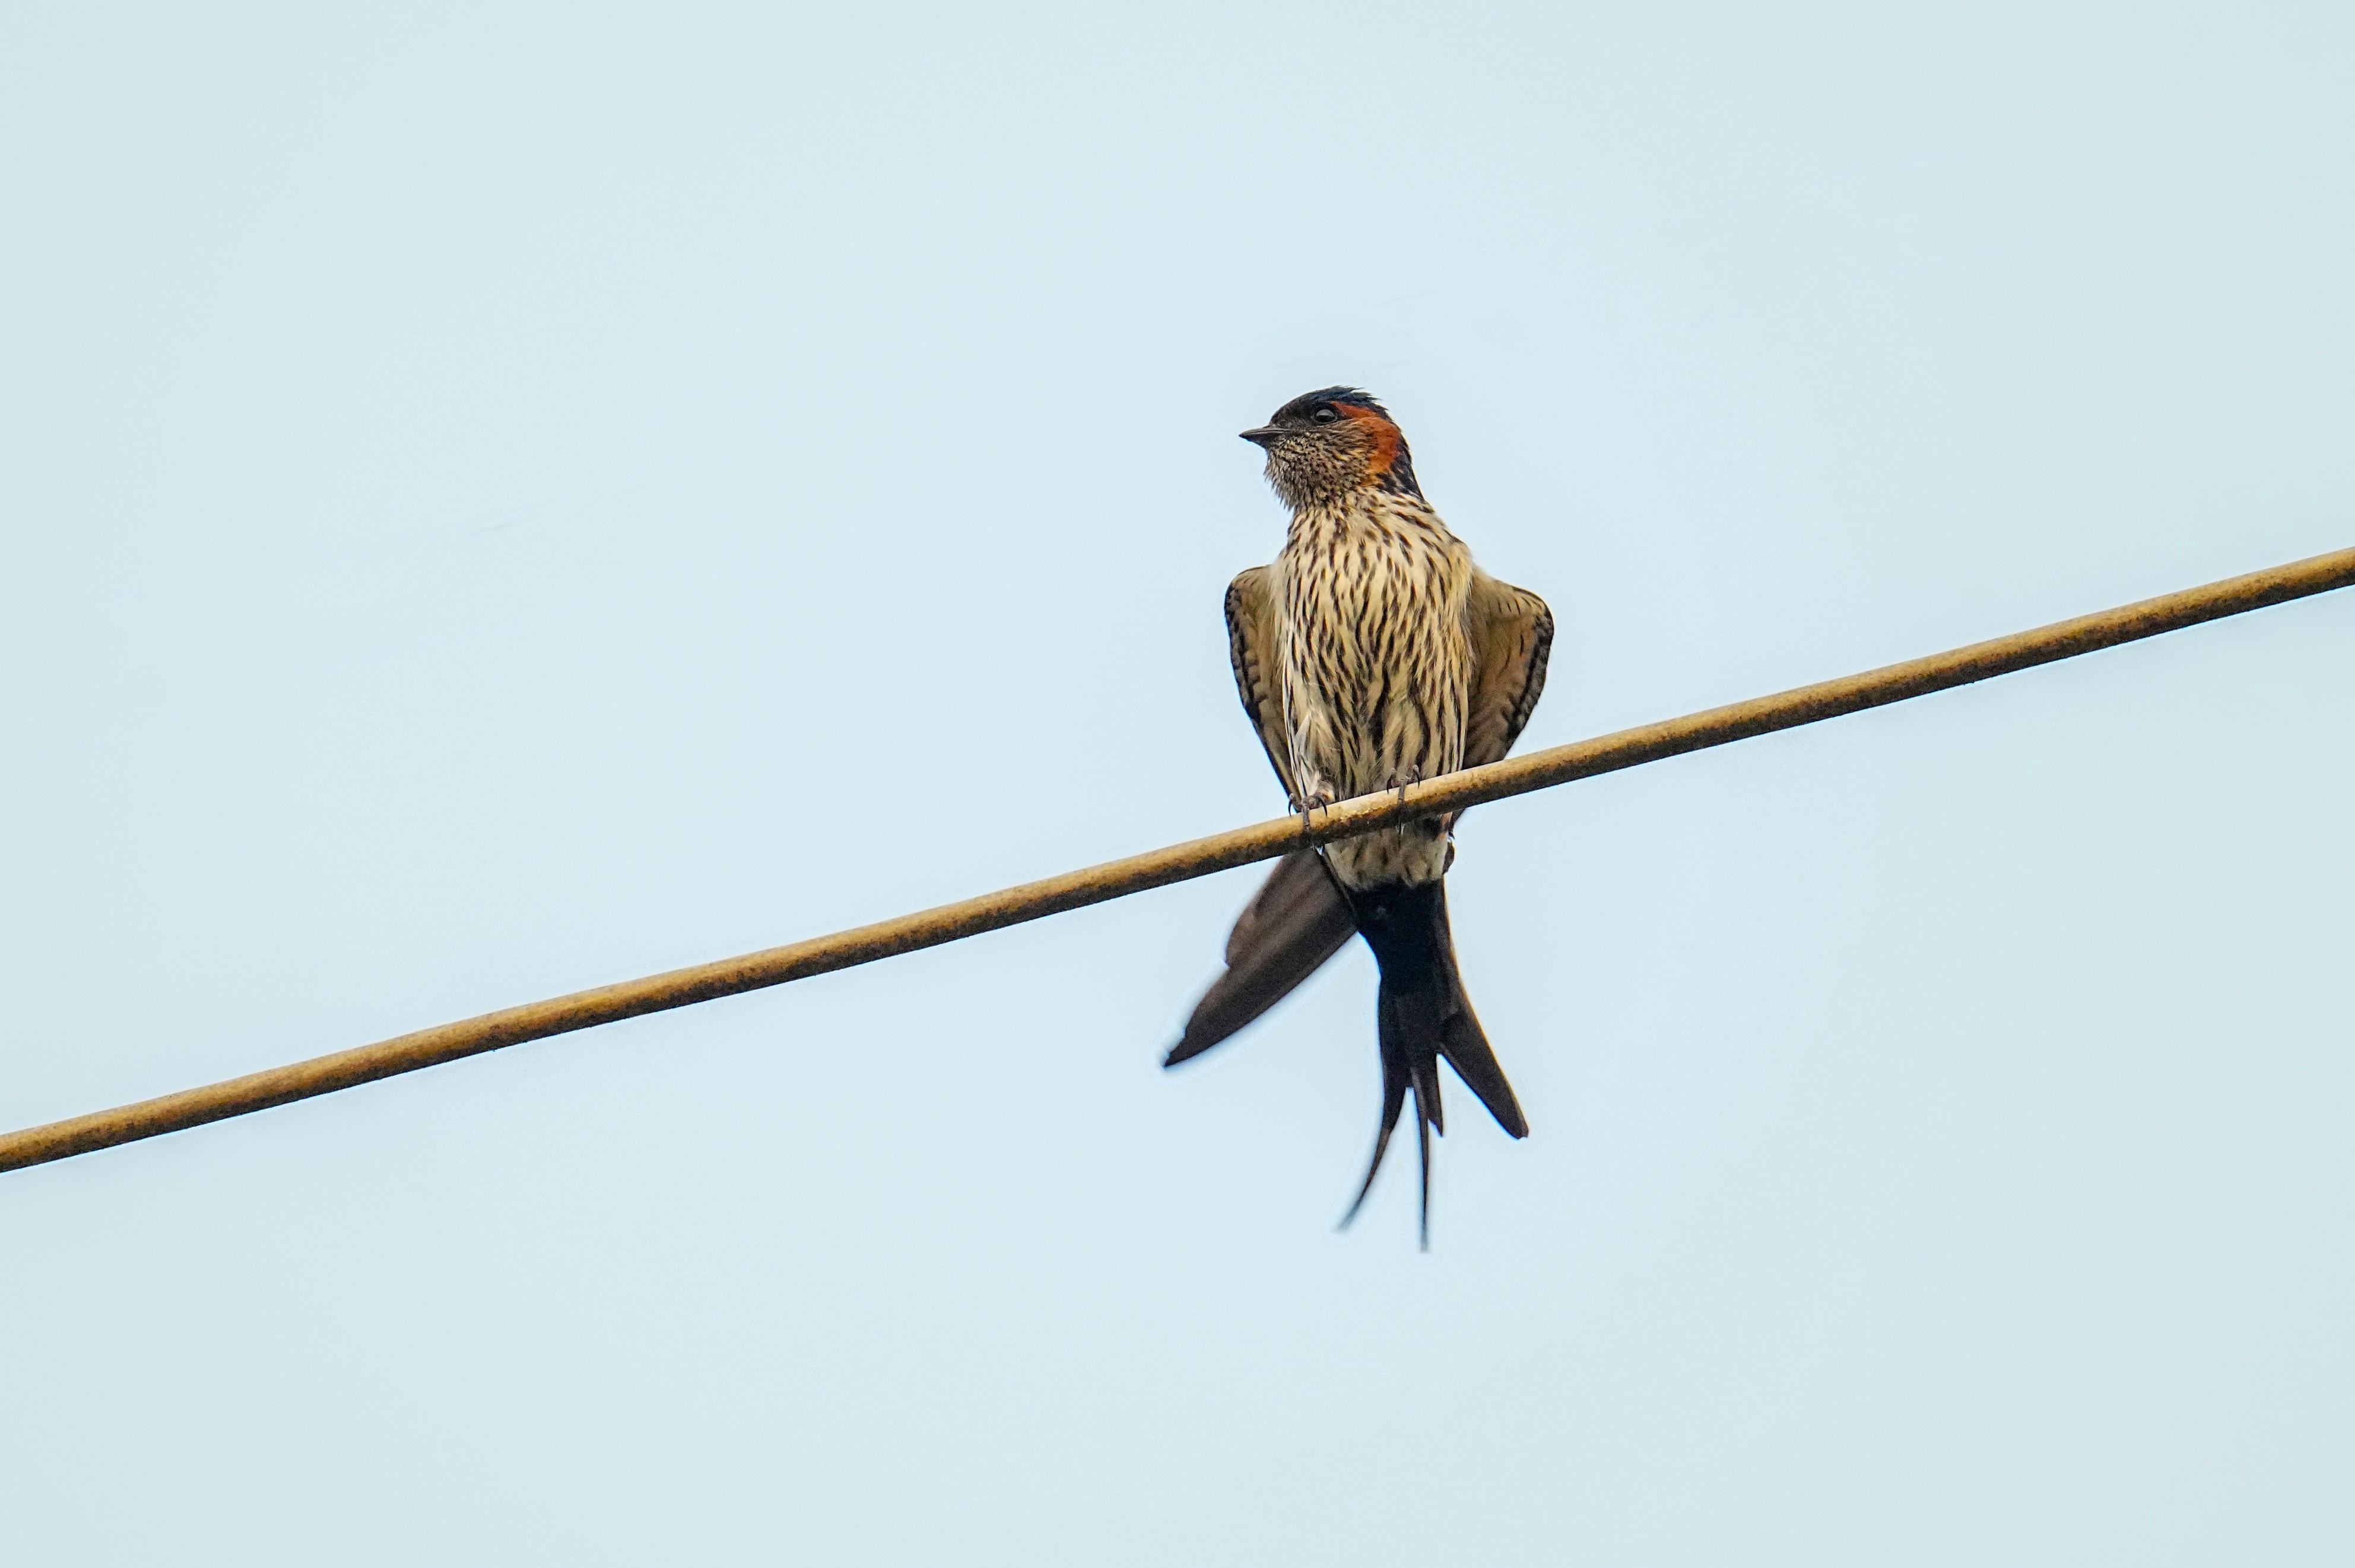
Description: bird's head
1240,387,1422,509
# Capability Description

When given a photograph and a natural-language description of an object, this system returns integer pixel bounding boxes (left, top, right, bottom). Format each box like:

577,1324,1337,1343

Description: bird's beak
1239,426,1281,447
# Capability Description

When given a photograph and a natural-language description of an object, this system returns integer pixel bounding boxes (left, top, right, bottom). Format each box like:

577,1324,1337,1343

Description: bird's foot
1294,783,1338,846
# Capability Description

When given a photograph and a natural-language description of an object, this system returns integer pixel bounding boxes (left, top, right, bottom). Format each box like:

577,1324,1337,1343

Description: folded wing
1462,569,1554,770
1222,566,1297,803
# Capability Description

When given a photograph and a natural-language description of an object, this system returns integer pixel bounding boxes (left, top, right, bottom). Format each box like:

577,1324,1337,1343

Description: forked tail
1341,878,1529,1247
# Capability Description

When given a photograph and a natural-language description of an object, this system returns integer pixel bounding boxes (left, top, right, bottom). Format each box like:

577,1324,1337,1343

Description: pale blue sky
4,3,2352,1563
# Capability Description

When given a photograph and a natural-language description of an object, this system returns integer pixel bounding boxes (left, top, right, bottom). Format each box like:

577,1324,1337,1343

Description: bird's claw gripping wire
1294,785,1339,848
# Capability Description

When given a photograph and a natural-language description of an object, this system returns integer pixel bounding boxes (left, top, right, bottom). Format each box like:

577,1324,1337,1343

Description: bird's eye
1311,406,1340,423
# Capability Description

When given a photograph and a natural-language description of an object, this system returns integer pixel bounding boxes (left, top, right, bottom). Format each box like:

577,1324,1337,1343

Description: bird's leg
1394,764,1423,808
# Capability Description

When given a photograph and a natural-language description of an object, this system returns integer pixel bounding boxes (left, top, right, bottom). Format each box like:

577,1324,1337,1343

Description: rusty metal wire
5,544,2351,1175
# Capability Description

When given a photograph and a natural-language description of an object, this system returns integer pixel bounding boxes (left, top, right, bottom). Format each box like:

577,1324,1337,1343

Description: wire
4,544,2350,1175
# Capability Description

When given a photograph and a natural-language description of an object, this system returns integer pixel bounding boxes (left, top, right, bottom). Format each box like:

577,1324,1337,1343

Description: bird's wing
1223,565,1298,802
1164,848,1357,1067
1462,569,1555,769
1166,568,1356,1067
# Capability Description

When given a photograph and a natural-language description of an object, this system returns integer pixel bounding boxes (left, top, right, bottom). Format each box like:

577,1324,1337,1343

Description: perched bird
1166,388,1554,1243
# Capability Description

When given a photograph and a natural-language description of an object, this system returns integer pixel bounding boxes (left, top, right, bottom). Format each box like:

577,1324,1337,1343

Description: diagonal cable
4,544,2351,1175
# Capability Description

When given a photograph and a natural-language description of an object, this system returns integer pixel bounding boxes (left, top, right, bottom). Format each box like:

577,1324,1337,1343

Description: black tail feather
1340,1021,1409,1229
1413,1083,1434,1250
1440,1007,1527,1140
1338,879,1526,1246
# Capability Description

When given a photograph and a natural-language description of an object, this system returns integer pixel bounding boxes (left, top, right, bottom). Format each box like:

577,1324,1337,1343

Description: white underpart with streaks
1274,487,1474,890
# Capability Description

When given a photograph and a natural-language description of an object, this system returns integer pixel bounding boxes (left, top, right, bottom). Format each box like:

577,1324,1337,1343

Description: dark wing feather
1424,570,1549,1148
1164,569,1356,1067
1164,850,1356,1067
1462,570,1554,769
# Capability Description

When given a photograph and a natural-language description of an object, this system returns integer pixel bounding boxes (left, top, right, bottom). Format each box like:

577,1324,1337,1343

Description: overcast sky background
4,3,2352,1563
